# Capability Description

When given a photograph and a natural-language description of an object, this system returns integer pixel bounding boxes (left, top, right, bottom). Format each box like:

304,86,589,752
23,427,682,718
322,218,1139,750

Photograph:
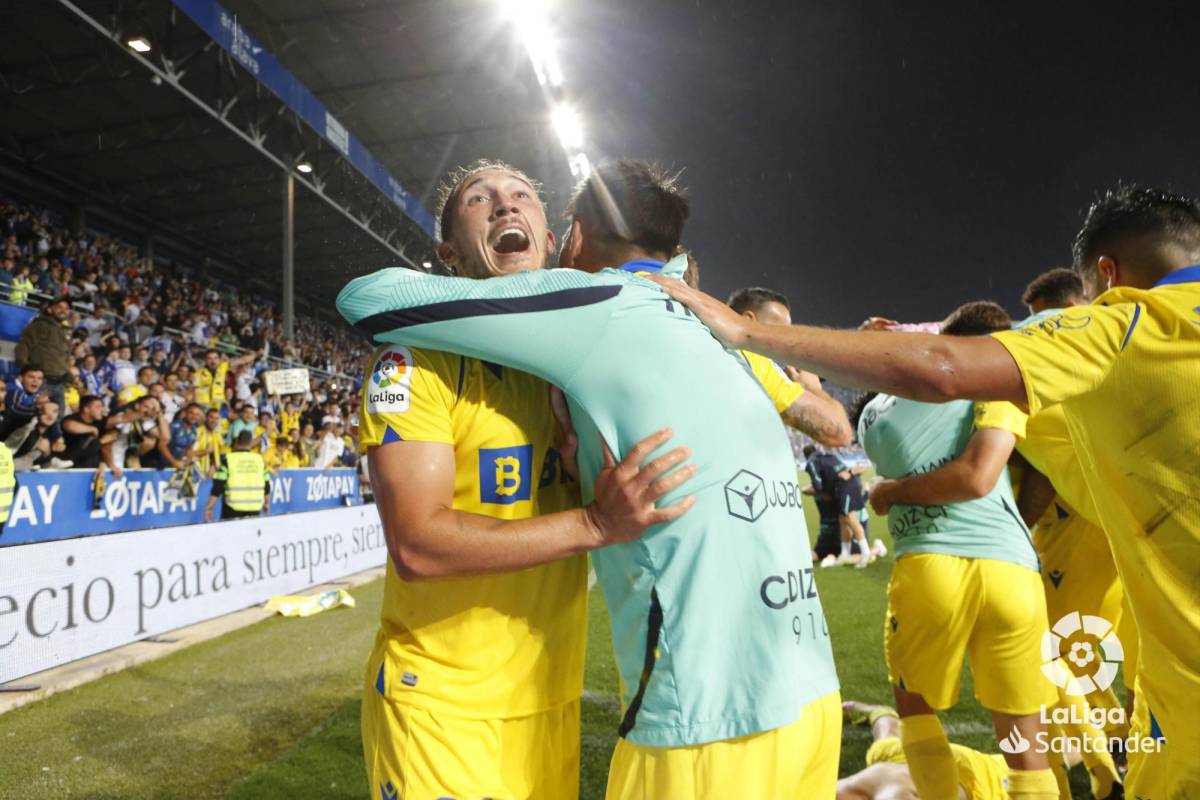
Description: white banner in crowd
0,505,386,683
263,367,311,396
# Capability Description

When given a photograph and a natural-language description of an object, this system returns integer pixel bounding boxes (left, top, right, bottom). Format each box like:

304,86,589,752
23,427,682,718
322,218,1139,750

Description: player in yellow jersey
651,184,1200,799
1013,268,1133,745
358,161,697,800
727,286,854,447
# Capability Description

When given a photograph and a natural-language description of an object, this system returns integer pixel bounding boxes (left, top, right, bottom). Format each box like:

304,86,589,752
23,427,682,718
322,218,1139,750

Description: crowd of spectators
0,196,367,477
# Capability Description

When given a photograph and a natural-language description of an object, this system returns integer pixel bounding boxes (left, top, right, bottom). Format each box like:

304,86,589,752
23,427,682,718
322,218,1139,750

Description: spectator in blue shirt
0,366,45,442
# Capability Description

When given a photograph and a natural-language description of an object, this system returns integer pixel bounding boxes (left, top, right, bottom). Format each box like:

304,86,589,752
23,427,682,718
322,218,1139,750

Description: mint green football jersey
857,394,1040,571
338,258,839,747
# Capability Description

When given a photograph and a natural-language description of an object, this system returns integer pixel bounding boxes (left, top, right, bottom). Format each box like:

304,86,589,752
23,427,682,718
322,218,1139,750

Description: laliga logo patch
1040,611,1123,695
367,346,413,413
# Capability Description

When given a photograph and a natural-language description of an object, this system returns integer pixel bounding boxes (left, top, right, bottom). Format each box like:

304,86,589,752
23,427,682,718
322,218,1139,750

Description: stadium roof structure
2,0,578,322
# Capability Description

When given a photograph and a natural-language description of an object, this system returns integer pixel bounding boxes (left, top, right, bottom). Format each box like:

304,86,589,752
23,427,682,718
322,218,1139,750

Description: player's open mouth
491,226,531,255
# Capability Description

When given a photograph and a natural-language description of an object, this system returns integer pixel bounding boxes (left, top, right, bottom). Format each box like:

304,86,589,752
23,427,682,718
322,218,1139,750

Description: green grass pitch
0,493,1099,798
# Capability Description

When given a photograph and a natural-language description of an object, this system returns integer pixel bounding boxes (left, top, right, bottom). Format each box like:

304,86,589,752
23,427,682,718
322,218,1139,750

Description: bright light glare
296,161,314,174
421,261,433,270
508,0,564,88
552,105,584,150
568,152,592,180
127,36,152,53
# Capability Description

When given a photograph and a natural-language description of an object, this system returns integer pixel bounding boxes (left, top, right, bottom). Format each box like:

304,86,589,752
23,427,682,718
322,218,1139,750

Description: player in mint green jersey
856,301,1057,800
339,160,841,799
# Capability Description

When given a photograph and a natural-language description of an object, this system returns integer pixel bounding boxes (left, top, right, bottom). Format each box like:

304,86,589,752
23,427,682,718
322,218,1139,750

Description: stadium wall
1,467,362,546
0,504,386,683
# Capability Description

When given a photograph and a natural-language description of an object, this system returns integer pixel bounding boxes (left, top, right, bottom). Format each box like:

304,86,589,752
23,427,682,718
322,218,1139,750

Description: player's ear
561,218,584,268
436,241,459,275
1096,255,1118,291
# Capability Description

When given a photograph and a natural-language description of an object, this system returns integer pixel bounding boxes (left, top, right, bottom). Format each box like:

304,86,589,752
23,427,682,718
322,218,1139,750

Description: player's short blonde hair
436,159,543,242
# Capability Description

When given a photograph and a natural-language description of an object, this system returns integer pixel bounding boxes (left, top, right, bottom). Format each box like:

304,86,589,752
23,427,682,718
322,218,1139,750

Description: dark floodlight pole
282,169,295,342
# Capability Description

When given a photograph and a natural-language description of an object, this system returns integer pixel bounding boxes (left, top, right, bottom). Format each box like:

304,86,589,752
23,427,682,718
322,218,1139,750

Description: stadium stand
0,193,366,476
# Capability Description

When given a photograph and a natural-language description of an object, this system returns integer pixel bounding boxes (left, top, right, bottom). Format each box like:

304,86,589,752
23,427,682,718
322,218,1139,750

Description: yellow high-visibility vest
220,450,267,512
0,444,15,524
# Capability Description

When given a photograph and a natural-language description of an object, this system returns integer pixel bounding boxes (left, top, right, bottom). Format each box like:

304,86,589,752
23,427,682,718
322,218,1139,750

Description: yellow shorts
604,691,841,800
1034,512,1123,627
1125,687,1200,800
361,682,579,800
885,553,1057,714
865,737,1009,800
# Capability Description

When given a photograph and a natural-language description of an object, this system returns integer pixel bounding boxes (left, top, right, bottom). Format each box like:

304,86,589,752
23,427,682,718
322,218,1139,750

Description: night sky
553,0,1200,326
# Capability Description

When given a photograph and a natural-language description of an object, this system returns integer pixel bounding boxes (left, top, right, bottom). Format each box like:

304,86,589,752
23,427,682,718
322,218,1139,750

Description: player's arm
1016,463,1058,528
369,428,695,580
780,386,853,447
647,276,1026,403
869,427,1016,514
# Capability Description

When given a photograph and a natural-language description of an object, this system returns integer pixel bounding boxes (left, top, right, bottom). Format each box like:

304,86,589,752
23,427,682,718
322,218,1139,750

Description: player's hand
859,316,900,331
584,428,696,546
549,386,579,481
204,507,214,523
644,275,750,348
869,478,898,515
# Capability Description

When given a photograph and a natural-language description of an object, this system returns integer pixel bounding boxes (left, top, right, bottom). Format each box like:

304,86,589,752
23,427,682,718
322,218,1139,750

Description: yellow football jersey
117,382,147,406
973,400,1027,436
993,272,1200,752
193,362,229,409
358,343,586,719
279,409,301,437
740,350,804,413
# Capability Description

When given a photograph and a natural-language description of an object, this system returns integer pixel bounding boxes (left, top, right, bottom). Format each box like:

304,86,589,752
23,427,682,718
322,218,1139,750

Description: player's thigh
885,554,978,709
1125,697,1200,800
605,692,841,800
362,687,574,800
969,559,1057,715
513,699,580,800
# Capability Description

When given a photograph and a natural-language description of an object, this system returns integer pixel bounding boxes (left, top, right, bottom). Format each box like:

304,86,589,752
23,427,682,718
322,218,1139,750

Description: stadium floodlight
296,161,314,174
508,0,564,88
127,36,152,53
551,104,584,150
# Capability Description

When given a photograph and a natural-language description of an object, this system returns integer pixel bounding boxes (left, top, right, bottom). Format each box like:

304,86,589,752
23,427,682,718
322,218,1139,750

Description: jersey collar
617,259,666,274
1154,264,1200,287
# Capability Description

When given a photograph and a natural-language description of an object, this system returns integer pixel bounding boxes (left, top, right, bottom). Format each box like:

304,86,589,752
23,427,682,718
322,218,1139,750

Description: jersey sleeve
991,303,1135,415
741,350,805,414
337,267,626,389
973,401,1027,438
358,345,458,451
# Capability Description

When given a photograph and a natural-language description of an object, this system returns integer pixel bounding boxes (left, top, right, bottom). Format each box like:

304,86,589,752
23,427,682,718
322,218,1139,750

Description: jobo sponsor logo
723,469,803,523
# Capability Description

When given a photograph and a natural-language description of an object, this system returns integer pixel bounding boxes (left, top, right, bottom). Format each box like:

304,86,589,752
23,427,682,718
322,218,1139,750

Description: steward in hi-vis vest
205,430,270,521
0,442,15,533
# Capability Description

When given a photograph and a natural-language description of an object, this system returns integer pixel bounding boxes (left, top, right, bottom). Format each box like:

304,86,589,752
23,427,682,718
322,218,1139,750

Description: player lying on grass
340,159,843,798
648,184,1200,799
836,698,1119,800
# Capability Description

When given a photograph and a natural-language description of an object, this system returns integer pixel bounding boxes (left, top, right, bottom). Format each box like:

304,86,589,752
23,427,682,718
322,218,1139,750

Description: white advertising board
0,505,385,683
